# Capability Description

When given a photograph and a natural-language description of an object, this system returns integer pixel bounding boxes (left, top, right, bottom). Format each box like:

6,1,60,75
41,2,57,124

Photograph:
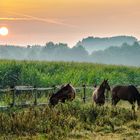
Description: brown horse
112,85,140,111
49,84,76,106
93,79,110,105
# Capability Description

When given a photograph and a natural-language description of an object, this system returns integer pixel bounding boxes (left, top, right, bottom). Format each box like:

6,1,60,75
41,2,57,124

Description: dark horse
93,79,110,105
112,85,140,111
49,84,76,106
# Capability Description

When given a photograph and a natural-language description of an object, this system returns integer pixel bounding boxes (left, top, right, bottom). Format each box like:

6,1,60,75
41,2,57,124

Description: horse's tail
129,85,139,94
129,85,140,105
136,89,140,106
136,93,140,107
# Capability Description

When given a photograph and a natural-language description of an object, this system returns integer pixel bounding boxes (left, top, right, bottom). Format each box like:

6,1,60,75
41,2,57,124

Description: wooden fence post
34,85,37,105
11,86,16,107
83,84,86,103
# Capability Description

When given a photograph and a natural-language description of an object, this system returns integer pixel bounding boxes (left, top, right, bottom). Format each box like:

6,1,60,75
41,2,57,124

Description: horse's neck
98,84,105,96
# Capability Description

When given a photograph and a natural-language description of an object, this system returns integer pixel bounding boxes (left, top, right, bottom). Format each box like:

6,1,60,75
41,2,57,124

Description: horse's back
112,85,138,94
112,85,139,101
128,85,139,94
49,84,76,106
112,85,122,93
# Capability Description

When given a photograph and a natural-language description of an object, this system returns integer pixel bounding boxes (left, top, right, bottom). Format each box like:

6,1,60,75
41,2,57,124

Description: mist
0,36,140,67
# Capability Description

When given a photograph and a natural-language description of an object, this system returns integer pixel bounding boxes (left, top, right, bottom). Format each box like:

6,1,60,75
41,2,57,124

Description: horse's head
49,83,75,106
102,79,110,91
49,93,58,107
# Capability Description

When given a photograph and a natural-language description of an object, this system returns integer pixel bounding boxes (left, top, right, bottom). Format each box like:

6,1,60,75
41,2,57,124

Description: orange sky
0,0,140,47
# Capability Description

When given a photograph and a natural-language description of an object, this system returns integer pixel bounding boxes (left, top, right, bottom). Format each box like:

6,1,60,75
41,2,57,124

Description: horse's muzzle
108,87,111,91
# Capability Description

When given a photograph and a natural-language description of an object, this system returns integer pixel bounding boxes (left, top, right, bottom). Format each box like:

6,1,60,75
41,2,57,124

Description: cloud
6,11,77,28
0,17,32,21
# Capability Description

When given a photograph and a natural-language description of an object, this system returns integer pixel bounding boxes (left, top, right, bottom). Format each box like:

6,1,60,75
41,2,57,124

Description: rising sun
0,27,9,36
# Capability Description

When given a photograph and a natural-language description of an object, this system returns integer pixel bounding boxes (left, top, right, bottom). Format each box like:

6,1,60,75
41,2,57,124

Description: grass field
0,60,140,88
0,60,140,139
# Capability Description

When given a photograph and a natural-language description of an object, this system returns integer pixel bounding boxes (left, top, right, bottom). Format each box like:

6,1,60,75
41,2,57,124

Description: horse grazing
49,84,76,106
112,85,140,111
93,79,110,105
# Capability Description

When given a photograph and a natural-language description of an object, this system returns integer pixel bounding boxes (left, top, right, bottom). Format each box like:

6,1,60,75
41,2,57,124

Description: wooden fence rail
0,85,140,109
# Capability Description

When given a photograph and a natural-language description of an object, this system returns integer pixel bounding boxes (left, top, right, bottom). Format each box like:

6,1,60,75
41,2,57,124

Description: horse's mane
54,84,73,95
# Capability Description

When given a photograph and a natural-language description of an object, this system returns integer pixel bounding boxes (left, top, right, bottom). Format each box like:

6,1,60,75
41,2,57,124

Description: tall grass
0,100,139,140
0,60,140,88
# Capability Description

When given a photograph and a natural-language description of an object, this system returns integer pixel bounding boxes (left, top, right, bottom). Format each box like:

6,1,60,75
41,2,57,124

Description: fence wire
0,85,135,108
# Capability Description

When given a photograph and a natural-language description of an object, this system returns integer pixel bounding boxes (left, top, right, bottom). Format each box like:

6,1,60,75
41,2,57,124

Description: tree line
0,41,140,66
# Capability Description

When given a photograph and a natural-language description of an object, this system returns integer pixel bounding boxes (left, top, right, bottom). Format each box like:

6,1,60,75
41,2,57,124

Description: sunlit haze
1,0,140,47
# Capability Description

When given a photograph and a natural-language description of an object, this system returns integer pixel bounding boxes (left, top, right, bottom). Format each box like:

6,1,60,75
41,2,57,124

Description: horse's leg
112,97,120,106
132,103,135,111
132,103,136,118
112,98,115,106
137,98,140,110
129,100,136,119
137,105,140,110
112,97,120,113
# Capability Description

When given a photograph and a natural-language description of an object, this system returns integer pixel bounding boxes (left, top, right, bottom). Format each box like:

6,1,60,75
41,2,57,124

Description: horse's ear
65,83,71,89
104,79,108,82
93,84,97,88
67,83,71,86
68,82,71,85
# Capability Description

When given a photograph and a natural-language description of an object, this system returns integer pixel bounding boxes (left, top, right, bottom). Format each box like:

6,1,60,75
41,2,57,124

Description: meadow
0,60,140,88
0,101,140,140
0,60,140,139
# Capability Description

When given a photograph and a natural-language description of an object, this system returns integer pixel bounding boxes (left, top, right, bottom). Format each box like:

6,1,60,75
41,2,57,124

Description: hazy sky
1,0,140,47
